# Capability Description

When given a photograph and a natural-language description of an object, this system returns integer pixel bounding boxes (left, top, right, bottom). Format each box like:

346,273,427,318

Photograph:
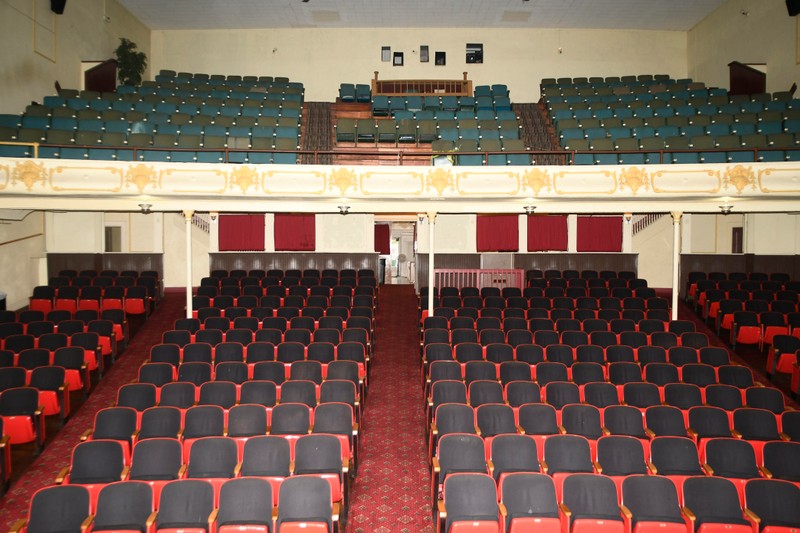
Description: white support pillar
427,211,437,315
671,211,683,321
183,210,195,319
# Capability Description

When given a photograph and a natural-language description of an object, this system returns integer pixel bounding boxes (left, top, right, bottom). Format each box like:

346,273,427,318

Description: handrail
0,140,790,166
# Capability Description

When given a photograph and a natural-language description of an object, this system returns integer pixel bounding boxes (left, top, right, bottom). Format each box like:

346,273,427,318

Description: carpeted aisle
346,284,434,533
0,290,186,529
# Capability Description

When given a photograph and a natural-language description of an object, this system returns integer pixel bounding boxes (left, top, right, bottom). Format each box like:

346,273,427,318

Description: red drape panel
577,216,623,252
476,214,519,252
274,214,316,251
374,224,390,255
218,214,265,251
527,215,568,252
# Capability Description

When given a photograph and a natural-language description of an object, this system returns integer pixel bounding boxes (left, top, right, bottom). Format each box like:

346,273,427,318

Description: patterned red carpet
0,291,186,528
346,284,434,533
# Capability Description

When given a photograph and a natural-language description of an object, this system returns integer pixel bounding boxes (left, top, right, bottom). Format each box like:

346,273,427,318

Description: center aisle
346,284,434,533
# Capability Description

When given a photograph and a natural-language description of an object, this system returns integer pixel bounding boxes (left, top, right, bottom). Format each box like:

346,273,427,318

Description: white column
183,210,194,319
567,214,578,252
671,211,683,321
427,211,437,315
622,213,633,252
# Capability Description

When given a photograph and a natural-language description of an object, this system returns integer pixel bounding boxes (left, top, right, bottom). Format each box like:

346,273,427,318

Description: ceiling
118,0,729,31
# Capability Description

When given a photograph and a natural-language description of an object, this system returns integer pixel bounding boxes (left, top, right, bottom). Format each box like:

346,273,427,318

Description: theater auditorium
1,0,800,531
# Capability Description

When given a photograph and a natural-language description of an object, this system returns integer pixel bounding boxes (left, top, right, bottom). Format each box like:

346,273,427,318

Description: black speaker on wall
788,0,800,16
51,0,67,14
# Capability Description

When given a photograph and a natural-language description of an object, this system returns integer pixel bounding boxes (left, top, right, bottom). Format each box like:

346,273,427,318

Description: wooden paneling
209,253,379,274
679,254,800,298
416,254,481,289
417,253,638,290
513,254,638,276
47,253,163,278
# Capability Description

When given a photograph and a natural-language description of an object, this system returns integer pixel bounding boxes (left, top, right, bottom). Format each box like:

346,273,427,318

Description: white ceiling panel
117,0,728,31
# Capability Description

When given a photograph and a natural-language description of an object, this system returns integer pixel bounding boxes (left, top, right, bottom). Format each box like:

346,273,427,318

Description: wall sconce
719,202,733,215
624,212,633,224
338,204,350,215
209,212,218,222
138,203,152,214
523,204,536,215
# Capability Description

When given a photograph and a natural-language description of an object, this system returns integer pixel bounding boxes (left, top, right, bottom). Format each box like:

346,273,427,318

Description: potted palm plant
114,38,147,86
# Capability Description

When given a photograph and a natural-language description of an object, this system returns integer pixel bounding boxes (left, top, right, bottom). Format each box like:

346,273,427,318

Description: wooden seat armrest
9,518,27,533
54,467,69,484
620,505,632,520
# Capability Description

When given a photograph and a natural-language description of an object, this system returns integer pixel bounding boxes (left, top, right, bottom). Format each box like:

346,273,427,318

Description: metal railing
434,269,525,290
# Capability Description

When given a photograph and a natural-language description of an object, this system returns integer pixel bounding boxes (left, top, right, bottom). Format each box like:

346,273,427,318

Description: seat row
87,404,356,461
207,268,376,279
424,341,731,369
422,327,703,352
0,308,127,345
427,372,774,416
371,94,510,117
141,356,364,392
155,69,302,86
424,294,665,313
431,431,800,510
423,314,683,333
15,469,339,533
163,321,370,348
426,358,768,398
435,465,799,533
201,275,377,289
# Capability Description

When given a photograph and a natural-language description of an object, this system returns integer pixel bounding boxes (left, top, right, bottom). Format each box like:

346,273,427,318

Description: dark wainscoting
47,253,163,278
209,253,380,274
680,254,800,297
513,253,638,276
415,253,638,289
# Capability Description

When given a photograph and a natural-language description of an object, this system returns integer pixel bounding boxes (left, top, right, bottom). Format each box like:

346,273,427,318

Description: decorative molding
0,158,799,213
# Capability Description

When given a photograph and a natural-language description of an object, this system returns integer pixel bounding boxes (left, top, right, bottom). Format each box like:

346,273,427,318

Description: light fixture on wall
624,212,633,224
523,204,536,215
138,203,152,214
719,201,733,215
338,203,351,215
209,212,218,222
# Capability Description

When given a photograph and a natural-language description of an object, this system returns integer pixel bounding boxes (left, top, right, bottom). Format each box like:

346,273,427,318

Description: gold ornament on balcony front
329,168,357,196
723,165,756,194
126,164,158,193
521,168,551,196
12,160,46,191
426,168,454,196
619,167,648,196
230,166,259,193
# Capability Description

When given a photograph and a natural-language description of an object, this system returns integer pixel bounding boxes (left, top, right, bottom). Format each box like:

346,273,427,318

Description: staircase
514,103,567,165
301,101,333,164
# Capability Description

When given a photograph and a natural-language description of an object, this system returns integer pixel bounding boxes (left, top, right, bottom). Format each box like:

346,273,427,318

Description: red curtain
577,216,623,252
218,214,265,251
527,215,568,252
374,224,390,255
274,214,316,251
476,214,519,252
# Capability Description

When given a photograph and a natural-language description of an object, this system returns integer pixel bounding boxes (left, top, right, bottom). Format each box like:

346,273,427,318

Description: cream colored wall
163,213,209,288
744,213,800,254
416,215,477,253
685,213,744,253
45,212,103,252
0,211,45,310
631,215,674,288
150,27,687,102
0,0,150,114
688,0,800,93
315,214,375,253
